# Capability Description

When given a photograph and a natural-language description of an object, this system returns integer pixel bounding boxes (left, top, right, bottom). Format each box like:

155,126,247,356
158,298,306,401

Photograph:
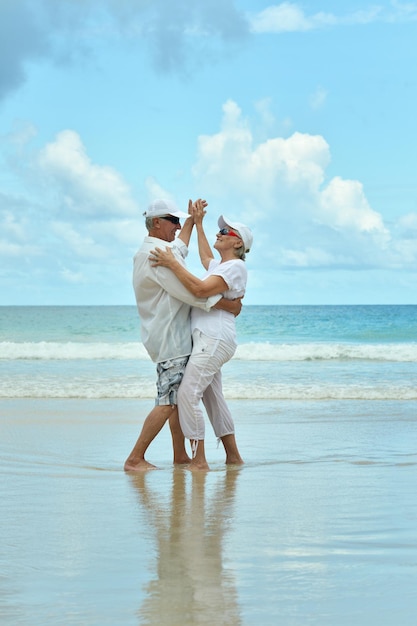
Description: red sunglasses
218,228,240,238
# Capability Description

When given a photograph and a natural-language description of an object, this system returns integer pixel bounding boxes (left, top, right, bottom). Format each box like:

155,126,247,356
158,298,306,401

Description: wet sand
1,398,416,625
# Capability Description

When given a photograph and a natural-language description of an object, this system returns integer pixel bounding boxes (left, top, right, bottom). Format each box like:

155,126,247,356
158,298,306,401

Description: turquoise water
1,306,417,626
2,304,417,343
1,305,417,400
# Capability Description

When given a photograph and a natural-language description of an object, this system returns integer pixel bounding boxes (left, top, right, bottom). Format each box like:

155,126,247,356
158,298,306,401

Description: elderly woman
150,200,253,470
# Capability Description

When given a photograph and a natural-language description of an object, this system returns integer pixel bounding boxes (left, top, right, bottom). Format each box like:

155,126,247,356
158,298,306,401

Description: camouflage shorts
155,355,189,406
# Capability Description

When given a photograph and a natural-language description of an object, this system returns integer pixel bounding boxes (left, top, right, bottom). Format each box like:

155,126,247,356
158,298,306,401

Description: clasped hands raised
188,197,207,224
150,198,207,267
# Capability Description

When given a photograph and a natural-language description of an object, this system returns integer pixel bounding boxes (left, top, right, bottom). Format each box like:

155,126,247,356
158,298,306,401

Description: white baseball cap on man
218,215,253,253
144,199,189,219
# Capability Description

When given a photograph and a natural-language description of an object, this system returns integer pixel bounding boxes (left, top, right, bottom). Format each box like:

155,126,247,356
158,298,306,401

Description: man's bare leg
124,405,173,471
168,406,191,465
187,439,210,471
220,434,244,465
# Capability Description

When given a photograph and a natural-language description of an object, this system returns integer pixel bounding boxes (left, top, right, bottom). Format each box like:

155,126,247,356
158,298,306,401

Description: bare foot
186,460,210,472
225,456,244,466
124,459,157,472
173,455,192,465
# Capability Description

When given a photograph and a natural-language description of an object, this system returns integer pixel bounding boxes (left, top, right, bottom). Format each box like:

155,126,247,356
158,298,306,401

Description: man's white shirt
133,236,221,363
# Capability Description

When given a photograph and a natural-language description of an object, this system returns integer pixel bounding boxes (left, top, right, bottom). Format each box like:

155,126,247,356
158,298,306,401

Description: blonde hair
234,242,246,261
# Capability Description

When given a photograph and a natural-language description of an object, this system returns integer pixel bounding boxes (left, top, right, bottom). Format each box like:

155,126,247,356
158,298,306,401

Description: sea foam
2,341,417,362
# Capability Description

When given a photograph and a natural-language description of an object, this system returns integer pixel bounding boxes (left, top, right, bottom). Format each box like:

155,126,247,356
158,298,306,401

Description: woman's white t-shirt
191,258,247,345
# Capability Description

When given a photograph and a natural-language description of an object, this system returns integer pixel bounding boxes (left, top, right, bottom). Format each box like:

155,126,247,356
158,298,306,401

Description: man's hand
191,198,208,226
187,199,194,220
215,296,243,317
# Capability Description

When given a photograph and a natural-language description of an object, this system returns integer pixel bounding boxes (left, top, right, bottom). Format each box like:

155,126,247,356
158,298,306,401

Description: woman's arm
149,246,227,297
192,200,214,270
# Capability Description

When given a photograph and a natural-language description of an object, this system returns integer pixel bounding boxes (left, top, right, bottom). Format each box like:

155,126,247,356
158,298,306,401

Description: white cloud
250,2,330,33
0,129,142,302
144,176,179,210
318,176,387,234
0,2,49,99
280,246,341,267
249,2,417,34
38,130,138,218
0,0,249,99
0,240,39,257
387,0,417,22
391,239,417,266
1,0,416,105
194,99,332,210
396,212,417,237
59,266,86,284
389,212,417,265
309,86,328,110
5,121,38,149
89,218,142,247
51,222,109,259
254,97,274,122
193,99,395,270
194,99,330,201
0,204,41,258
1,209,28,241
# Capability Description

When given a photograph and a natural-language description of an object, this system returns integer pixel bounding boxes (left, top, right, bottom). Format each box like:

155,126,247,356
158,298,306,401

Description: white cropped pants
177,329,236,442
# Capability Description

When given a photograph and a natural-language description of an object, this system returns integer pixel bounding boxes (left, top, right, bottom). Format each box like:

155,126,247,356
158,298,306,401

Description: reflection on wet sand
129,469,242,626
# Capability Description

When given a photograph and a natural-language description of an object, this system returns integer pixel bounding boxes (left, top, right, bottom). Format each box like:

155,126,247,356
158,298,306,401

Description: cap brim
218,215,244,233
170,210,190,218
218,215,231,230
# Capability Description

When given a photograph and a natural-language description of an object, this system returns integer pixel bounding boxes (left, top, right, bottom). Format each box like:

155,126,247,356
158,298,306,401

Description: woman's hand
192,198,207,226
149,246,177,268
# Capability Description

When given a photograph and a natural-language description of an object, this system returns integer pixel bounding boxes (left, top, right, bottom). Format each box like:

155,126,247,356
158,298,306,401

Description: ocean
1,305,417,625
1,304,417,400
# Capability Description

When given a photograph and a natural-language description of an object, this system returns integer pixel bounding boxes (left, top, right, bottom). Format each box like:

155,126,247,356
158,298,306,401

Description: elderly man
124,198,241,471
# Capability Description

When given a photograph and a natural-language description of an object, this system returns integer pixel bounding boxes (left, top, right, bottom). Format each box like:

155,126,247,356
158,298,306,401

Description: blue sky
1,0,417,305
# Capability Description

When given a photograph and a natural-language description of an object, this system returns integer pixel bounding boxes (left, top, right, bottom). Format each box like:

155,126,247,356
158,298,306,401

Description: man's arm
177,199,208,247
192,200,214,270
177,199,194,247
216,296,243,317
177,216,194,247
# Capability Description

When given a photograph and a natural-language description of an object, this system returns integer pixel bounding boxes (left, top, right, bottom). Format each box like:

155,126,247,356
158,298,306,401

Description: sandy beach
1,398,416,625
